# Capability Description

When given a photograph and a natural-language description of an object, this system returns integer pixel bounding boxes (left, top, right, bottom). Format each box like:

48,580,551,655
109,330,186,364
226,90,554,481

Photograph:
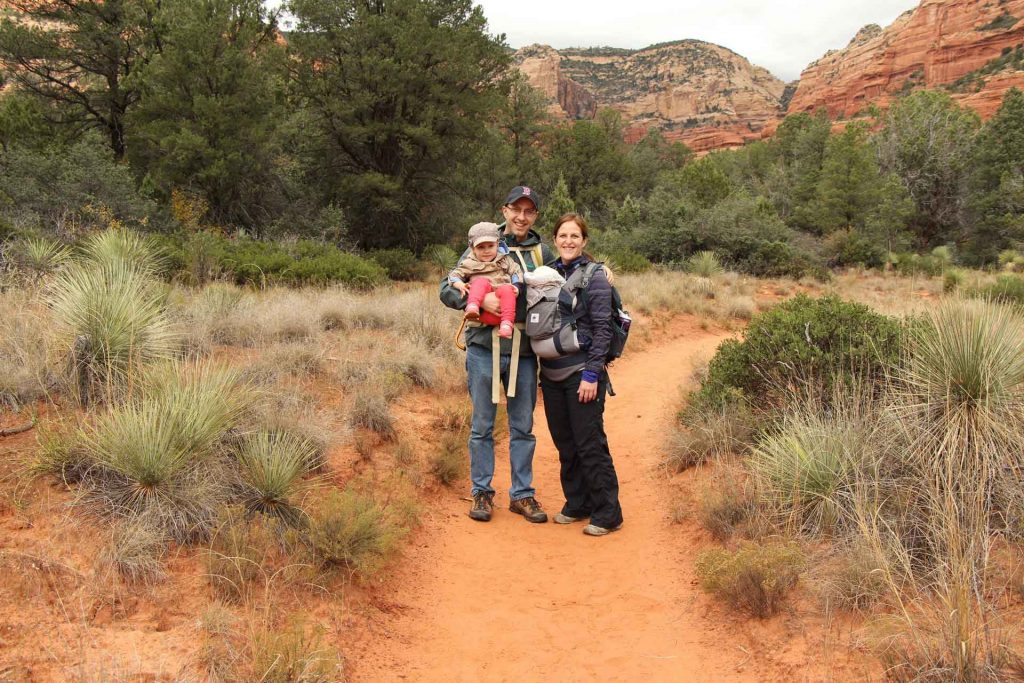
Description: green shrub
211,237,386,288
892,252,945,277
972,274,1024,306
823,229,885,268
695,541,804,617
602,249,651,274
689,295,903,417
368,248,428,281
289,241,387,288
306,489,403,578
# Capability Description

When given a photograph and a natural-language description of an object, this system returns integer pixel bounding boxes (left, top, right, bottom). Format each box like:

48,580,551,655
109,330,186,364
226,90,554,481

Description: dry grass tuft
430,433,466,487
695,540,805,618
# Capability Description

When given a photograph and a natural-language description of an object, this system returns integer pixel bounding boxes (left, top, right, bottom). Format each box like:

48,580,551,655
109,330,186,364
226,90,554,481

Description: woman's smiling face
555,220,587,263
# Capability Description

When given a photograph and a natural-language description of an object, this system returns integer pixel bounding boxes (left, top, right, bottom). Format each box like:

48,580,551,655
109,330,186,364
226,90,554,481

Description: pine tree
0,0,155,158
287,0,510,250
127,0,285,233
540,173,576,230
965,88,1024,262
812,123,883,233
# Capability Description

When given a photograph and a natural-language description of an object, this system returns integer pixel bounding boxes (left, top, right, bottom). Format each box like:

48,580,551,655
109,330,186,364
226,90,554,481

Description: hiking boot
509,497,548,523
582,522,622,536
498,321,514,339
469,492,494,522
553,513,583,524
464,303,481,321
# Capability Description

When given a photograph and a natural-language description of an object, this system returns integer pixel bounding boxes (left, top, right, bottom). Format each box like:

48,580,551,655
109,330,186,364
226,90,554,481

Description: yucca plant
48,258,179,404
687,250,725,278
143,362,253,453
235,431,317,525
79,228,165,275
79,400,225,541
18,237,72,281
422,244,458,274
750,411,867,535
80,362,251,541
877,298,1024,679
904,298,1024,421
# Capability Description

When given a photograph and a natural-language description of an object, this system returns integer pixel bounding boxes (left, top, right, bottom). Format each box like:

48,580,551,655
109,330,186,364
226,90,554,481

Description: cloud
477,0,914,81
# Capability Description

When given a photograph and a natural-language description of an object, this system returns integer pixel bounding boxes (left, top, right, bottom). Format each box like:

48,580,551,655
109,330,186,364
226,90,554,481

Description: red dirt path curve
347,320,795,681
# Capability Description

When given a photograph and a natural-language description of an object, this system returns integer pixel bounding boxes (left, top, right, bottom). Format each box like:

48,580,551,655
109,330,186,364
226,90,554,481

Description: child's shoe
464,303,480,321
498,321,514,339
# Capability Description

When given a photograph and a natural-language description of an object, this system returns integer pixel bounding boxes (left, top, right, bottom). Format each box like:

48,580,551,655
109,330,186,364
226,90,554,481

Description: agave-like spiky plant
750,410,870,534
904,298,1024,421
687,250,725,278
235,430,318,525
79,362,252,541
143,361,253,453
79,228,165,275
19,237,72,279
48,258,179,404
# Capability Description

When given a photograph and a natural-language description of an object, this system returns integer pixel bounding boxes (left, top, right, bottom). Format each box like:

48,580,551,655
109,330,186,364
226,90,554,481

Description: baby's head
468,222,502,262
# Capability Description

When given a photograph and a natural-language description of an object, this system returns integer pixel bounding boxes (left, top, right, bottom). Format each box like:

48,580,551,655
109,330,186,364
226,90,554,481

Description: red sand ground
0,315,875,681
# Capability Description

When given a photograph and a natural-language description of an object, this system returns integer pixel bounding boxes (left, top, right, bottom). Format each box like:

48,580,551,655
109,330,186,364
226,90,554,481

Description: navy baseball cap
504,186,541,210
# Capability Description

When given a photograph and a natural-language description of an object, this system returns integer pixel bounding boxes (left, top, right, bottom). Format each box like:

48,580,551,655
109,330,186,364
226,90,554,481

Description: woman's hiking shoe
509,497,548,523
469,492,494,521
498,321,514,339
464,303,481,321
553,513,583,524
582,523,622,536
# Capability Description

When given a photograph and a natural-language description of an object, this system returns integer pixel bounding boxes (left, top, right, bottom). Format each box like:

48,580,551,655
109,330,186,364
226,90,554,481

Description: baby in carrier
447,222,523,339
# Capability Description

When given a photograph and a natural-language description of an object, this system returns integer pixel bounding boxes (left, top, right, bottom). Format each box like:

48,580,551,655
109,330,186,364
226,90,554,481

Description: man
439,186,556,523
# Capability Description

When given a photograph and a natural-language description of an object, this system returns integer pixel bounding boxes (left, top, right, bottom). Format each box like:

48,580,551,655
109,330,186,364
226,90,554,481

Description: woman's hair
553,212,589,239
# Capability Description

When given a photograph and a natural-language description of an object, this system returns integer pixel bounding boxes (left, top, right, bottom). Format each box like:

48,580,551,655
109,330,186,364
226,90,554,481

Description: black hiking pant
540,373,623,529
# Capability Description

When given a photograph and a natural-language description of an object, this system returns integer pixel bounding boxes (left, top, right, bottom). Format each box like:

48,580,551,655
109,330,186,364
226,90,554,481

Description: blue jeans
465,343,538,501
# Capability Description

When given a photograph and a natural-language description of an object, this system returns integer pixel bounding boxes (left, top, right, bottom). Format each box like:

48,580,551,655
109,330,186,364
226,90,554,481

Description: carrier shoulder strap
507,243,545,273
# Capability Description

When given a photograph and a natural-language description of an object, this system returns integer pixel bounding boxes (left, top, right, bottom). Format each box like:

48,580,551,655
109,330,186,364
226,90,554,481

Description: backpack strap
507,243,545,273
572,262,604,322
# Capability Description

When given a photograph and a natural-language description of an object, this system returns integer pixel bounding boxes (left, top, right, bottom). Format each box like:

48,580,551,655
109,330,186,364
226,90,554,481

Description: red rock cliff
514,42,785,153
790,0,1024,120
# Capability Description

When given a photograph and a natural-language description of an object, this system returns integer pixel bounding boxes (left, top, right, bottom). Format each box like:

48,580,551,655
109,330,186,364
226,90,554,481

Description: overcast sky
474,0,917,82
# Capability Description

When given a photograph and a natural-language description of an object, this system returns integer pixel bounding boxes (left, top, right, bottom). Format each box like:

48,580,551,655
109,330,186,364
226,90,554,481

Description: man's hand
481,292,501,315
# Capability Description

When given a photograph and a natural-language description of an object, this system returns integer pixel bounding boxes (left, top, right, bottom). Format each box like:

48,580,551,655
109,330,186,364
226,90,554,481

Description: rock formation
514,42,786,153
790,0,1024,120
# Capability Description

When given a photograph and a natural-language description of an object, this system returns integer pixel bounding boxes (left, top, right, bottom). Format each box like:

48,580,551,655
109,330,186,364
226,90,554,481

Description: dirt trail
350,319,783,682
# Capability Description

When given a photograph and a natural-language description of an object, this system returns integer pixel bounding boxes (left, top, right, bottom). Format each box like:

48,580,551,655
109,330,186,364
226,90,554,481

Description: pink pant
468,279,517,327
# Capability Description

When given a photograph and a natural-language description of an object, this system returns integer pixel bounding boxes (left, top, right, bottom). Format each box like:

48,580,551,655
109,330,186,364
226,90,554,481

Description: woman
540,213,623,536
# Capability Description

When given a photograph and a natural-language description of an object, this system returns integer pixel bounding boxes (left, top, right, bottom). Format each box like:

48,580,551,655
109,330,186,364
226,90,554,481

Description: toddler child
448,222,522,339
